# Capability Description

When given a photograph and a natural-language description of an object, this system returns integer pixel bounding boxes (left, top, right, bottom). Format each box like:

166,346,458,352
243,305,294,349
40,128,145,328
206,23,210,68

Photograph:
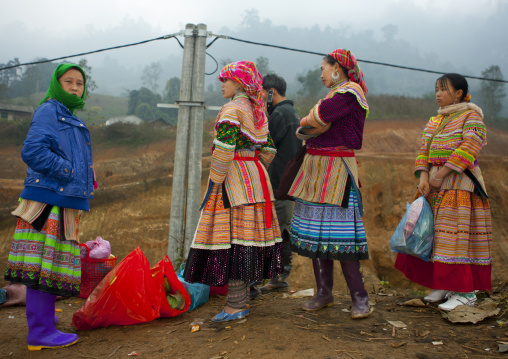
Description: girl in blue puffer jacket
4,63,95,351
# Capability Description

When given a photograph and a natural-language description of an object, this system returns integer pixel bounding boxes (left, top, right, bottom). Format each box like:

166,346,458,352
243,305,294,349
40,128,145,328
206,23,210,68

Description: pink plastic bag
80,236,111,259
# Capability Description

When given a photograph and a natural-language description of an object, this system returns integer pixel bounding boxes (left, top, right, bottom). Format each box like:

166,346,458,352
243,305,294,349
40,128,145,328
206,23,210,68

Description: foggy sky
1,0,506,97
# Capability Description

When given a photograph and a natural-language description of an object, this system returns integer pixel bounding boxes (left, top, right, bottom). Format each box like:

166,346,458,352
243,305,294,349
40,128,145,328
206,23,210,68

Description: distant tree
142,62,163,94
242,8,261,29
0,58,21,86
78,58,98,98
480,65,506,122
205,82,227,108
255,56,271,76
381,24,398,41
0,83,8,100
135,103,154,120
127,87,161,115
297,68,326,98
161,77,181,121
163,77,181,103
19,60,56,95
219,58,233,68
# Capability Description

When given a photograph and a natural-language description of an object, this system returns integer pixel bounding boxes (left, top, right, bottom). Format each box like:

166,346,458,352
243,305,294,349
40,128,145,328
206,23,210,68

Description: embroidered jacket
414,109,488,194
290,82,368,208
209,94,276,207
298,81,369,149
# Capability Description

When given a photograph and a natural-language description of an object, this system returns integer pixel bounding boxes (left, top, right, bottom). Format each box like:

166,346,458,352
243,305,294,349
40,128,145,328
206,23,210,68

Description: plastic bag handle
79,243,90,259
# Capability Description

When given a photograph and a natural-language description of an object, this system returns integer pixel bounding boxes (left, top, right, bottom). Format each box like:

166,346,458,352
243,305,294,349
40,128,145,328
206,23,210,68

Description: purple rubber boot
302,259,334,311
26,287,78,351
340,261,370,319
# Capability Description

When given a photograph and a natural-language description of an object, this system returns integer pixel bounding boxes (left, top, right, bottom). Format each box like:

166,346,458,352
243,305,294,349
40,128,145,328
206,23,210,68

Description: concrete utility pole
164,23,208,264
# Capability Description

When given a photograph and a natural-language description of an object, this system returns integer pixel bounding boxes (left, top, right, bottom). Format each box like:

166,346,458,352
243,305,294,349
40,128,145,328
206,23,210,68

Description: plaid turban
329,49,368,95
219,61,266,129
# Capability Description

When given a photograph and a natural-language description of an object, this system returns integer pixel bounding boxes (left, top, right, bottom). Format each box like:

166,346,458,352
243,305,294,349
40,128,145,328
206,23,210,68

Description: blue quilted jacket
20,99,94,211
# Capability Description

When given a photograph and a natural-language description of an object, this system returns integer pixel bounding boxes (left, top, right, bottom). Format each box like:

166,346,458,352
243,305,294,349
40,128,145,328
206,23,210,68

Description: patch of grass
89,122,175,147
0,118,30,146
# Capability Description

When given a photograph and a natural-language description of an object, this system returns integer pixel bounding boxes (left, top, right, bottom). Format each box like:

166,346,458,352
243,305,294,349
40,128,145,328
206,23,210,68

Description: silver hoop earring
331,72,340,81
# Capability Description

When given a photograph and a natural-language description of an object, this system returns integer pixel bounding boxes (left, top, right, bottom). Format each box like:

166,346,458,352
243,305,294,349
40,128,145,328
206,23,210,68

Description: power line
0,33,182,71
1,31,507,84
209,34,508,84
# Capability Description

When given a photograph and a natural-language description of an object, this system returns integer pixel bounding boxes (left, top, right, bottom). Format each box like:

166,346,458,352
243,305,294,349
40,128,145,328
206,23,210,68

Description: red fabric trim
233,151,272,228
307,148,355,157
394,253,492,291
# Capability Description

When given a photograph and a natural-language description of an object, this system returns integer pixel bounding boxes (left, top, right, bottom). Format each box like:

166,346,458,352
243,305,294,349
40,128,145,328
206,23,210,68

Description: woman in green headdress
4,63,96,351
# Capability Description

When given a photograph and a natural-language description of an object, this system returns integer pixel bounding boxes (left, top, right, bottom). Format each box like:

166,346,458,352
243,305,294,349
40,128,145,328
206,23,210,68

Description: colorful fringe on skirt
395,188,492,292
290,188,368,261
4,206,81,297
184,184,283,286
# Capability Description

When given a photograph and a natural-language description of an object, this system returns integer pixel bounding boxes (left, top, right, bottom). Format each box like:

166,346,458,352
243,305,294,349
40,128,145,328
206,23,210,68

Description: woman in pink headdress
183,61,283,322
289,49,371,319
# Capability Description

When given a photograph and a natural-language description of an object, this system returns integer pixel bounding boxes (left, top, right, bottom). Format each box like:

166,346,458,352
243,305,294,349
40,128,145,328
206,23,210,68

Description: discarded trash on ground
398,298,426,307
282,288,314,299
442,299,500,324
387,320,407,328
498,342,508,353
190,318,204,333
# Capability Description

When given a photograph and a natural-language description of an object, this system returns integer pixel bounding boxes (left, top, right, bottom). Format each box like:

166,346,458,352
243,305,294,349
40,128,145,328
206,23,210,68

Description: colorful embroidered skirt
183,184,283,286
395,189,492,292
290,188,368,261
4,206,81,297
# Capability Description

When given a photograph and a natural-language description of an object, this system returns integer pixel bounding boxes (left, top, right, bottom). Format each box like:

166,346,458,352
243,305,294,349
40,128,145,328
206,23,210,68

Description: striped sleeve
300,99,326,128
259,133,277,168
414,118,434,176
210,121,239,184
445,111,486,173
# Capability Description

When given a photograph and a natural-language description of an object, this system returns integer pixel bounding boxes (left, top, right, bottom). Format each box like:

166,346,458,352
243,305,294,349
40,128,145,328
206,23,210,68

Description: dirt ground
1,119,508,358
1,281,508,359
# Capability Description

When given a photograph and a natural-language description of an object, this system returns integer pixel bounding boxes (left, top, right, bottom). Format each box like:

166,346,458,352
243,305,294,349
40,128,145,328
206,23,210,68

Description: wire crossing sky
1,33,506,84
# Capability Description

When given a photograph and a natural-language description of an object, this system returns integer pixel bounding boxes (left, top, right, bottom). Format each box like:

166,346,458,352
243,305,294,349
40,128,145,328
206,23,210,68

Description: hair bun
463,94,471,103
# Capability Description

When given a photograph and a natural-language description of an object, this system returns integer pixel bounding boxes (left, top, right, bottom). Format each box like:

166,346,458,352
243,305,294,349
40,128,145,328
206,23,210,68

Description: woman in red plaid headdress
288,49,371,319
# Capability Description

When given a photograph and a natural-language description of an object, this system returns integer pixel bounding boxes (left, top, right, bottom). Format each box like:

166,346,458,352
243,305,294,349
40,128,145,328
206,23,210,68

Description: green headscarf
40,63,87,113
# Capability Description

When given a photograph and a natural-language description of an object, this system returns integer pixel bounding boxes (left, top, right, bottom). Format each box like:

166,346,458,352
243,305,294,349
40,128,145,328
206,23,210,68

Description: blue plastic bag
177,264,210,312
390,196,434,261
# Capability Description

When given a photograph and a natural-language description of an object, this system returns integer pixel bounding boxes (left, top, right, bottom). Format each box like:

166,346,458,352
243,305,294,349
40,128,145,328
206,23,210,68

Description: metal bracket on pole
157,103,222,111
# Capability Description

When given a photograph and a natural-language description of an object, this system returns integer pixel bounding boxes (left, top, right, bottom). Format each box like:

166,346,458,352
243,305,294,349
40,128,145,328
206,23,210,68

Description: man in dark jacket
253,74,302,296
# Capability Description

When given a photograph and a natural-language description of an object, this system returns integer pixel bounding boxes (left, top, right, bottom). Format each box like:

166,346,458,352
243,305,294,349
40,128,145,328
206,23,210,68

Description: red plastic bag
72,247,161,330
150,255,191,317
